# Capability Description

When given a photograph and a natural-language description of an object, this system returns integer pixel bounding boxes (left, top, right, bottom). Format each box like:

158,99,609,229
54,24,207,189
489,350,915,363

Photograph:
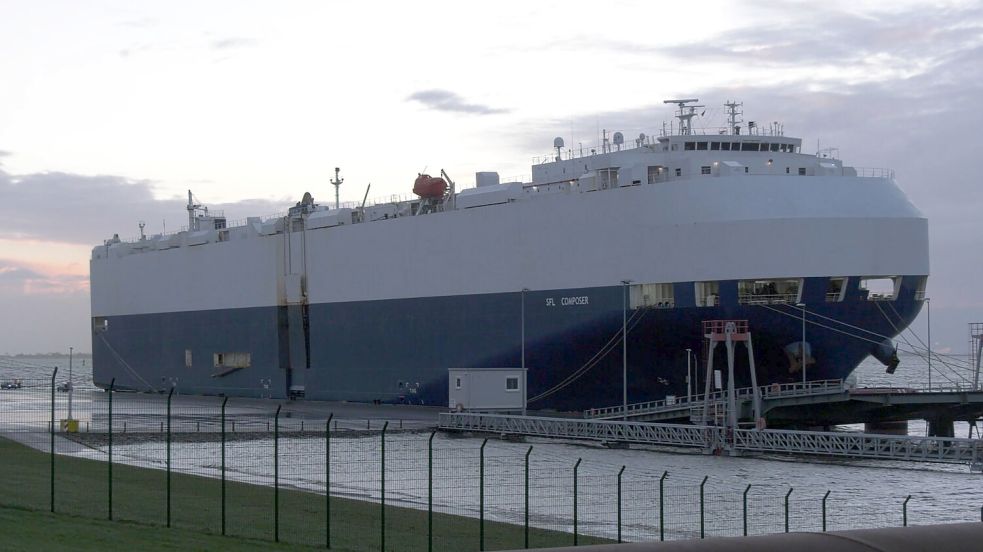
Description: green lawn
0,436,608,551
0,505,319,552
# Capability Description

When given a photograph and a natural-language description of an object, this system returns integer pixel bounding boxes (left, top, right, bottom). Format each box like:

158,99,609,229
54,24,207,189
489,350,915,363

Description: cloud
0,260,87,295
210,37,259,50
407,89,509,115
0,168,291,246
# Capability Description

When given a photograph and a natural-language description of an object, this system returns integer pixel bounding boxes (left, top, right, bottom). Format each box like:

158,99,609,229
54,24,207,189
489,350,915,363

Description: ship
89,99,928,411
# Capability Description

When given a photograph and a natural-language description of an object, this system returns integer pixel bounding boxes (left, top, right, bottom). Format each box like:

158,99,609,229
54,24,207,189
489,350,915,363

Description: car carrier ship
89,99,928,411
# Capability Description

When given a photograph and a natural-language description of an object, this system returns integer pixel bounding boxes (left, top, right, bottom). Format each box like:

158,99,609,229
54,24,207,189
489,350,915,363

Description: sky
0,0,981,356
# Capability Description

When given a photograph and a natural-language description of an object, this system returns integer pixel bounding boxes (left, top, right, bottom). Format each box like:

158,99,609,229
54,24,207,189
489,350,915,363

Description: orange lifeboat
413,174,447,199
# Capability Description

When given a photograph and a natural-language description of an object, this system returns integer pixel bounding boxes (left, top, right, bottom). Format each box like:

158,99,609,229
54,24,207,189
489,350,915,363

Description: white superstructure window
696,281,720,307
701,166,711,175
859,277,899,301
630,283,675,309
826,278,848,302
738,279,801,304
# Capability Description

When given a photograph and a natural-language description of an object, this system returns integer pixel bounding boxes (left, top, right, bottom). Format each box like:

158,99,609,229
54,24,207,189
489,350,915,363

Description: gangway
584,380,846,422
438,412,983,470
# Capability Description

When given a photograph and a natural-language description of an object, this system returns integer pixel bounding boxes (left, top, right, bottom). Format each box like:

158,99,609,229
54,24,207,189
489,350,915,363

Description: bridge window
741,143,758,151
770,143,780,152
761,143,770,151
731,142,741,150
710,142,720,150
798,167,806,176
721,142,731,151
630,283,675,309
859,277,899,301
696,142,708,150
685,142,696,150
826,277,847,302
695,281,720,307
738,279,801,304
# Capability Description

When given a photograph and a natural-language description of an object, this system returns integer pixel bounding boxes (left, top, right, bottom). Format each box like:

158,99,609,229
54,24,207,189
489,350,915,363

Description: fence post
617,466,626,543
428,430,436,552
166,388,173,528
822,490,830,532
480,437,489,551
659,471,668,541
903,495,911,527
50,367,58,513
525,445,533,549
274,405,281,543
743,484,751,536
326,413,333,549
108,378,115,521
221,396,228,536
573,458,582,546
381,421,389,552
785,488,793,533
699,476,708,539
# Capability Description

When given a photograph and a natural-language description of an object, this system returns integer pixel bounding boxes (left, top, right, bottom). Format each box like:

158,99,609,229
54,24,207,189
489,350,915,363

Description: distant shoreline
0,353,92,359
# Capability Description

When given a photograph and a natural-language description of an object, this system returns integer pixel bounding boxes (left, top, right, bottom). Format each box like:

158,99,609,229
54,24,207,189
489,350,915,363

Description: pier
583,380,983,437
438,412,983,470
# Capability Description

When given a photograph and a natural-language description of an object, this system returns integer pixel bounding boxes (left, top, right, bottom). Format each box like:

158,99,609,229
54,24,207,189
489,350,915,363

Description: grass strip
0,436,609,551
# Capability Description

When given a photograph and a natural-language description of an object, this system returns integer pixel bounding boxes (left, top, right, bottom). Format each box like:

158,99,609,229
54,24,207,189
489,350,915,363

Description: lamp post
926,298,931,390
521,288,528,373
68,346,73,421
796,303,806,384
685,348,692,400
521,287,528,415
622,280,630,420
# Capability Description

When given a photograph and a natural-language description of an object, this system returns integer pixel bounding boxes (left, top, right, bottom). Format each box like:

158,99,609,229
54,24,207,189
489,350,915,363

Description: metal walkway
438,412,983,470
583,380,847,422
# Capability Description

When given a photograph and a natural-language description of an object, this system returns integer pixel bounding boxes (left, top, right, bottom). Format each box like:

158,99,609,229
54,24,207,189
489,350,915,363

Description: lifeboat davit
413,174,447,199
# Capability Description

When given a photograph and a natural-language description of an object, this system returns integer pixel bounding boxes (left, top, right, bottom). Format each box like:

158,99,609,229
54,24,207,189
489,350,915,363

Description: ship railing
738,293,799,305
852,167,895,179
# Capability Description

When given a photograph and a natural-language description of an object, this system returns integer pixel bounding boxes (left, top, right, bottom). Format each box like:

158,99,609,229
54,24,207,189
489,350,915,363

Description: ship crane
663,98,704,136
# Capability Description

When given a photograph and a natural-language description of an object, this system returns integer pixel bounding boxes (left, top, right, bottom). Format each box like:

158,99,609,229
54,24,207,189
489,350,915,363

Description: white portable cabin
448,368,527,413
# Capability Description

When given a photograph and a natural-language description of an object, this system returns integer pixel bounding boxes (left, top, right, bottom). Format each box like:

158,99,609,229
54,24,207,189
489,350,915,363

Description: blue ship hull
92,275,923,412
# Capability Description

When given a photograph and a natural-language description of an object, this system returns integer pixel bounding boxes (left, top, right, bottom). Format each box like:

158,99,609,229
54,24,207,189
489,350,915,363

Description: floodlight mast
663,98,704,136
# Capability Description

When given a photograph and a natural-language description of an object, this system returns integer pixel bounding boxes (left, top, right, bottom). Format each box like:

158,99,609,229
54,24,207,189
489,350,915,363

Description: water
2,353,982,540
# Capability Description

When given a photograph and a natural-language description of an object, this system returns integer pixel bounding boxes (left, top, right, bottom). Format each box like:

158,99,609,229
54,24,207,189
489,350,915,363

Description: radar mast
724,100,744,135
663,98,704,136
331,167,344,210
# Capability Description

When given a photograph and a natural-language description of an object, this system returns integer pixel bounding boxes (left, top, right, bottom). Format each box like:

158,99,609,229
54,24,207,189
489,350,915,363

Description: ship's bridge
529,99,871,188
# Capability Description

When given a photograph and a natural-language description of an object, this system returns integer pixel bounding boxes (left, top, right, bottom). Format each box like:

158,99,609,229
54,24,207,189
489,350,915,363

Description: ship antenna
663,98,704,136
724,100,743,135
138,221,146,241
186,190,202,232
330,167,344,210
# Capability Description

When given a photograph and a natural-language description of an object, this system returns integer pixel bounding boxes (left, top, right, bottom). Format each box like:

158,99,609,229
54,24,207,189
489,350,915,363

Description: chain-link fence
0,372,979,551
